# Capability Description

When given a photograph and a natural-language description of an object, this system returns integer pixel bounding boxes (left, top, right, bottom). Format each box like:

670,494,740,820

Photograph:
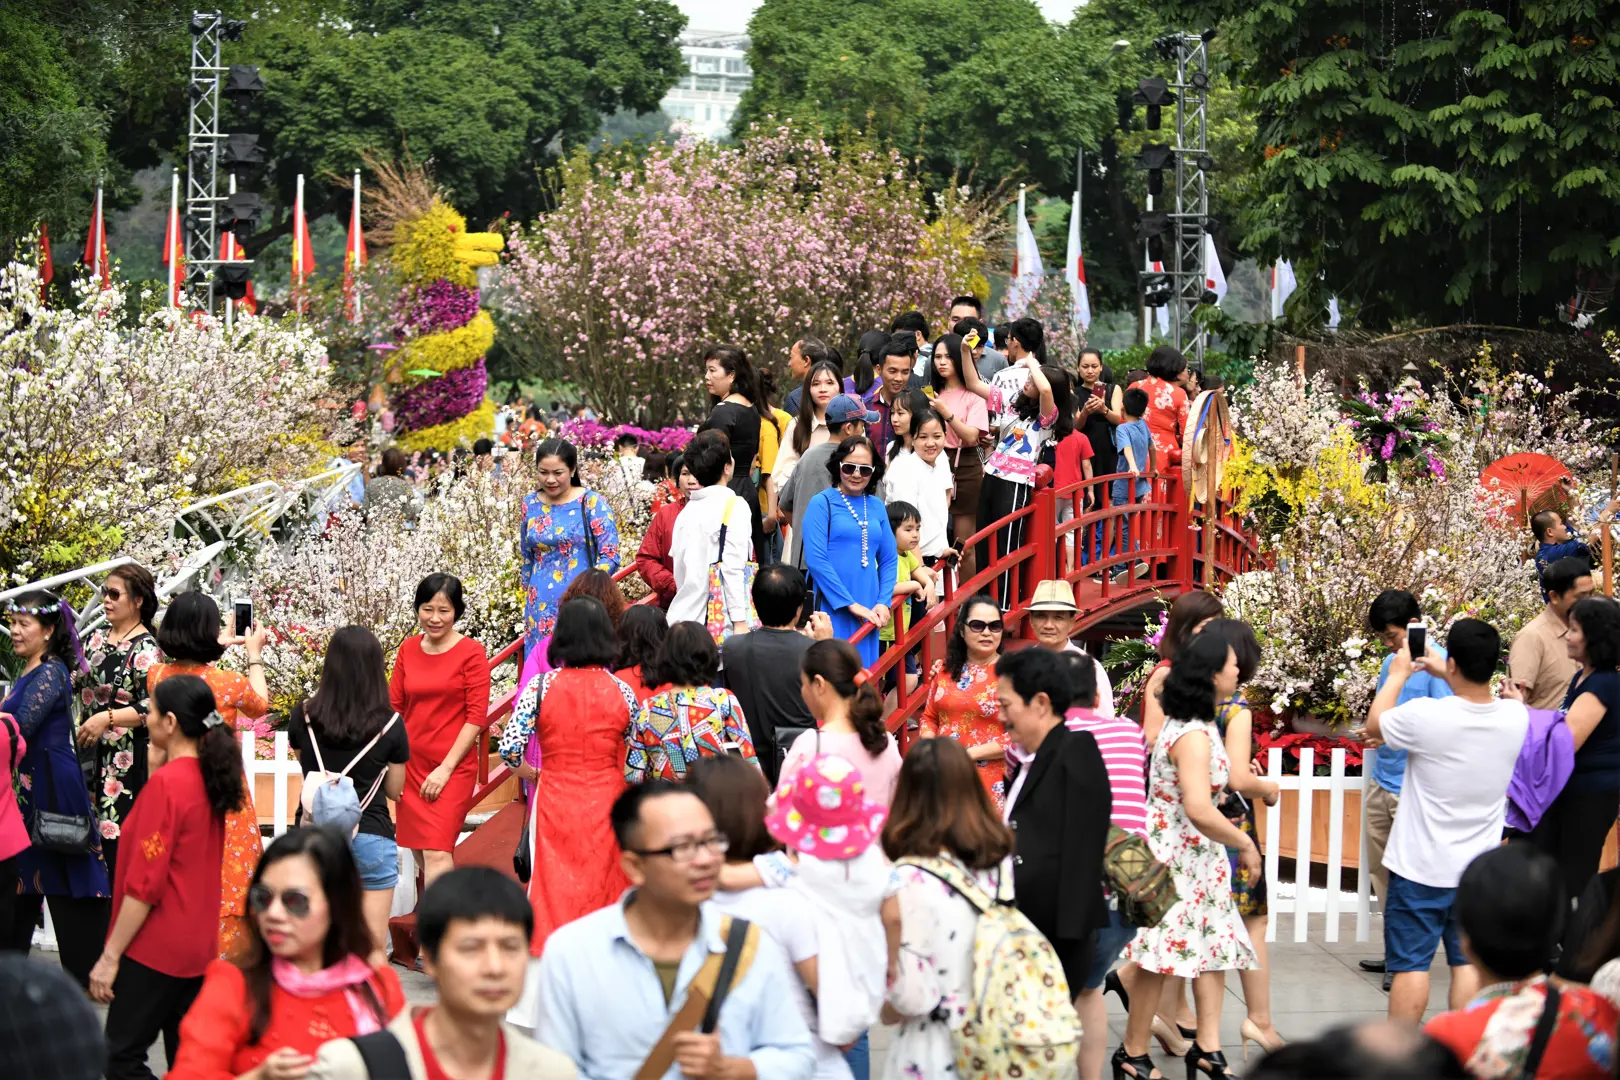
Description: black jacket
1007,723,1113,945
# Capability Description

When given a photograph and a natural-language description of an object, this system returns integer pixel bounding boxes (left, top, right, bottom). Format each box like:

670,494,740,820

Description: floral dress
1215,698,1267,918
148,661,265,961
1129,374,1189,467
919,660,1009,808
624,685,757,784
74,628,160,862
884,853,1008,1080
1122,716,1257,977
521,489,620,652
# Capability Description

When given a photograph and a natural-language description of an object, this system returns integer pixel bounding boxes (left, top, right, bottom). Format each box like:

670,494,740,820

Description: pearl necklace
837,489,870,567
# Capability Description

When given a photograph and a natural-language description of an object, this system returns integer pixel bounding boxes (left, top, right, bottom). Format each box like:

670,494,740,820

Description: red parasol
1479,452,1572,526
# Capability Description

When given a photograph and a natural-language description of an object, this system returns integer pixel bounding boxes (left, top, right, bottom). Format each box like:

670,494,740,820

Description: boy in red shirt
1053,412,1095,566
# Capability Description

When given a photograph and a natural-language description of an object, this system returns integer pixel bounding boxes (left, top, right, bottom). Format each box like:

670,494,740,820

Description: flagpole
294,172,305,316
226,173,238,332
168,169,181,310
1142,192,1153,346
352,169,363,323
94,186,105,283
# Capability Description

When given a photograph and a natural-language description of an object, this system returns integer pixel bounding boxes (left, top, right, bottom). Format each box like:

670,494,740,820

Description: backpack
300,712,399,838
1102,825,1181,928
896,855,1081,1080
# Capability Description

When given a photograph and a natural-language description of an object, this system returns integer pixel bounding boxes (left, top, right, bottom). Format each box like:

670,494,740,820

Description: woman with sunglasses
918,594,1012,808
74,564,162,878
170,827,405,1080
801,436,900,667
91,676,241,1078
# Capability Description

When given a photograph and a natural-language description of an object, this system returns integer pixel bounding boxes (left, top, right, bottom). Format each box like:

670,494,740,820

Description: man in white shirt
668,429,754,634
1362,617,1529,1024
1024,579,1115,717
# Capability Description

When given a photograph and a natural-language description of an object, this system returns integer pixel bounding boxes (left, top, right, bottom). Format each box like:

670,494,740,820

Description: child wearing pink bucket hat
763,753,894,1051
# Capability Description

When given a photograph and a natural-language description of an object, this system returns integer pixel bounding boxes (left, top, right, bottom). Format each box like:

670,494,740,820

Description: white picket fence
1261,745,1378,944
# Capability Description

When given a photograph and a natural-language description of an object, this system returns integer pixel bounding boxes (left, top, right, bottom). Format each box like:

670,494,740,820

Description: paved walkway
91,912,1470,1077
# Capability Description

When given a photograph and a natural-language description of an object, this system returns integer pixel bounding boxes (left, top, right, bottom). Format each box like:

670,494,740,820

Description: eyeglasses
840,462,875,478
101,586,123,601
965,619,1004,634
248,884,313,918
630,832,730,863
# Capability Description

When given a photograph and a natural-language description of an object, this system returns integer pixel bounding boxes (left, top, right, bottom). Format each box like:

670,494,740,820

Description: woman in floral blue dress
522,438,621,659
2,591,111,987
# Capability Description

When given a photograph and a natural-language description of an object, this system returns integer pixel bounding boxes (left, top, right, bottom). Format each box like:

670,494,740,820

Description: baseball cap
826,394,880,426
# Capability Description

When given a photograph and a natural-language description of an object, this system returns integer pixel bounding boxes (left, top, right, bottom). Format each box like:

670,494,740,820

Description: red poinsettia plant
1254,730,1364,776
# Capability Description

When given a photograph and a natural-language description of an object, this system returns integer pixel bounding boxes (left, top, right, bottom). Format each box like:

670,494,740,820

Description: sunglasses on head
248,884,313,919
966,618,1004,634
840,462,875,478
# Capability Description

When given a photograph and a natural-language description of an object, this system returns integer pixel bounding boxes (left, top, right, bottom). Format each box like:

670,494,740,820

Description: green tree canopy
1169,0,1620,329
736,0,1118,198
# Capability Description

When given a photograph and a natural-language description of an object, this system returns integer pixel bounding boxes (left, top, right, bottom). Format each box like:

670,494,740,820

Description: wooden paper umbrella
1479,452,1572,526
1185,388,1233,507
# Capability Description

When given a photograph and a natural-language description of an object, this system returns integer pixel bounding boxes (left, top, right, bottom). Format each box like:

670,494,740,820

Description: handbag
633,917,758,1080
705,496,760,646
1102,825,1180,928
30,743,97,855
513,802,532,884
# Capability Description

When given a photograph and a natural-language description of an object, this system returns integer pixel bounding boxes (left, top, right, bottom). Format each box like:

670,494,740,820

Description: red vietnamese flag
38,223,54,303
161,201,185,307
291,174,314,313
82,188,111,289
343,173,367,322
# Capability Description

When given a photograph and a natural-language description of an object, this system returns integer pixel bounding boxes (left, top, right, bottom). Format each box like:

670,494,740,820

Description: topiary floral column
387,199,505,452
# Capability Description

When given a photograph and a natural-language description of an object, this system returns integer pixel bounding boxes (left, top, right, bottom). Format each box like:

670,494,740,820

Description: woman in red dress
169,827,405,1080
390,574,492,891
1130,345,1192,471
498,597,640,965
613,605,668,703
918,595,1011,808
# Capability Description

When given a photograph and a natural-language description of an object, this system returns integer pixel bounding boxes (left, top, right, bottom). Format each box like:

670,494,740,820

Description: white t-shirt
707,886,853,1080
1380,695,1529,888
883,450,955,557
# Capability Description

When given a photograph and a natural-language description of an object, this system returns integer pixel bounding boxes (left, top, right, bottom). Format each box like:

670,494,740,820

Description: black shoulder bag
1519,982,1561,1079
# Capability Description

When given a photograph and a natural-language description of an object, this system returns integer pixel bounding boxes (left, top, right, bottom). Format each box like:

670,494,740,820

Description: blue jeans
842,1031,869,1080
1081,902,1139,990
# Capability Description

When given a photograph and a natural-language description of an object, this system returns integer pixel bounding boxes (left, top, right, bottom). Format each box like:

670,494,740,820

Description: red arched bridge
388,465,1261,962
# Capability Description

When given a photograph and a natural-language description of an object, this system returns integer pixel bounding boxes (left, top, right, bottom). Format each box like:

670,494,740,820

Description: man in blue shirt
1530,508,1608,600
529,782,814,1080
1358,589,1453,990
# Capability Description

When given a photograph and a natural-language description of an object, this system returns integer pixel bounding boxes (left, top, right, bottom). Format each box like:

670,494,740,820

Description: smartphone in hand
234,598,254,636
1406,620,1427,660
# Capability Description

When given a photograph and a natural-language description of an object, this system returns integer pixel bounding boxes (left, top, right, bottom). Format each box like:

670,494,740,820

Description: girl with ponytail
90,674,247,1074
785,638,902,805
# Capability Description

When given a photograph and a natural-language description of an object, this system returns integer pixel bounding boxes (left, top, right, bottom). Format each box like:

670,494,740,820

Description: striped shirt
1065,708,1149,838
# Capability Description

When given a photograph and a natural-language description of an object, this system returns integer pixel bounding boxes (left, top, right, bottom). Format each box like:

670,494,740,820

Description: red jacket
637,501,681,607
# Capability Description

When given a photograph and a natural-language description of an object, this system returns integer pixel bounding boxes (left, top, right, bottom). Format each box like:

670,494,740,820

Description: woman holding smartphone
927,332,988,582
1076,349,1122,563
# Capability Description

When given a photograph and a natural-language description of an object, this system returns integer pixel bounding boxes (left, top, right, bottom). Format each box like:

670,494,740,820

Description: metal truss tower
1138,31,1214,369
184,11,226,311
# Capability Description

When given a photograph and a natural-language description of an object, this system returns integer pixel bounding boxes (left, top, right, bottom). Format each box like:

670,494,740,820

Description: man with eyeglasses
527,781,813,1080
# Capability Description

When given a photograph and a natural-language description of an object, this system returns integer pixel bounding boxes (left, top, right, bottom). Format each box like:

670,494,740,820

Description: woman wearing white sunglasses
801,435,900,668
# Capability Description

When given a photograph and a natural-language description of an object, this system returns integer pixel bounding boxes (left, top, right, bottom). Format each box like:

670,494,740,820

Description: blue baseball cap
826,394,880,426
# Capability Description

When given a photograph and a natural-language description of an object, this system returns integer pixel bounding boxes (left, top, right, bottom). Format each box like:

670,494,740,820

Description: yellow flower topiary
392,201,507,290
396,310,496,383
393,400,497,453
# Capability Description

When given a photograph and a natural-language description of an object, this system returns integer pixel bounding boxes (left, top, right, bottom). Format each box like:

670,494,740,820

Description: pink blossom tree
500,124,985,424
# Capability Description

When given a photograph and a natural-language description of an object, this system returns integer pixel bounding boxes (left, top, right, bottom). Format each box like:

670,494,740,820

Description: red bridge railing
472,468,1261,785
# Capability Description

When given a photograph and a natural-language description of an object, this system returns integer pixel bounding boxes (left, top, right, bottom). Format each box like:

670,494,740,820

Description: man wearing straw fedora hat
1025,579,1115,718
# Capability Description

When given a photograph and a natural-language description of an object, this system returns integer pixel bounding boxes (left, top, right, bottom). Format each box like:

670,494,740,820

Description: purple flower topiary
393,358,489,432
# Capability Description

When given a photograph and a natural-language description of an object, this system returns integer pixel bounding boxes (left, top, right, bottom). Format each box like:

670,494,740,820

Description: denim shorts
1384,871,1465,972
1082,902,1139,990
350,832,400,891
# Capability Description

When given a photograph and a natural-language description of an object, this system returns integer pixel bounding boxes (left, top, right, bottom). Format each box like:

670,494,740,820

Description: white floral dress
1122,717,1257,976
884,853,1006,1080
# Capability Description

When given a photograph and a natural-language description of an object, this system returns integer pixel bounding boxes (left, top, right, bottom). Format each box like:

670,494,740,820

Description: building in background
660,30,751,141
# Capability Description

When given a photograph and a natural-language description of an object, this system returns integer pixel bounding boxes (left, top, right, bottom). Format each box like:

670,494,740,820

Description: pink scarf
271,955,385,1035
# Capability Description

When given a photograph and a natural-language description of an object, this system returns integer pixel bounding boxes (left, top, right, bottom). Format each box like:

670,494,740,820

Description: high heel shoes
1240,1018,1286,1061
1112,1045,1162,1080
1151,1015,1193,1056
1185,1043,1237,1080
1105,970,1131,1010
1178,1023,1197,1041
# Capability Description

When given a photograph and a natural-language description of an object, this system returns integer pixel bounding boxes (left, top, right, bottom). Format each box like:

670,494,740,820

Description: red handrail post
1171,472,1196,589
1028,470,1058,603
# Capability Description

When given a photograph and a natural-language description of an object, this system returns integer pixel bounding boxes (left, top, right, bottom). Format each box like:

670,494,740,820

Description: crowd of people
6,300,1620,1080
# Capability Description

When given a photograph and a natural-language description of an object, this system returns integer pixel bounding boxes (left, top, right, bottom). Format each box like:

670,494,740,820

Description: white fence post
1356,746,1376,943
242,730,300,837
1263,744,1373,945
